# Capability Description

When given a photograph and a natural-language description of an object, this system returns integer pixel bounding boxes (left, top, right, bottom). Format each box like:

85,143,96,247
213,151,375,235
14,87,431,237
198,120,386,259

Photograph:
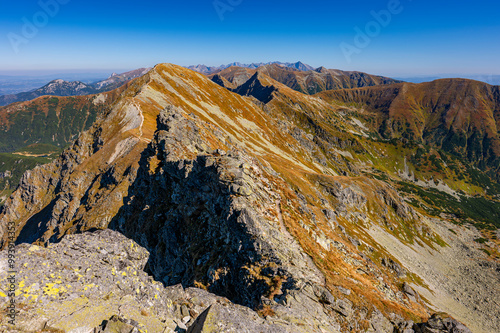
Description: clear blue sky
0,0,499,76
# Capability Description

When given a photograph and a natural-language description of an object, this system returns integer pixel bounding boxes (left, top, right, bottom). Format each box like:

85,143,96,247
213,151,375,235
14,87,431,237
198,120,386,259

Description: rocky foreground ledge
0,230,471,333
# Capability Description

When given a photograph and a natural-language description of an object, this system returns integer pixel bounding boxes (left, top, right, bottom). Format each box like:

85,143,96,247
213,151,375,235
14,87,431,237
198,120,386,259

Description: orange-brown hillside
317,79,500,177
210,64,402,95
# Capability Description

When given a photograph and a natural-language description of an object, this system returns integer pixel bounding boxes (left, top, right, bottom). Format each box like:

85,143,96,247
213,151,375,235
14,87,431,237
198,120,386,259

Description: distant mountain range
0,63,400,107
0,72,118,96
0,68,150,106
186,61,316,74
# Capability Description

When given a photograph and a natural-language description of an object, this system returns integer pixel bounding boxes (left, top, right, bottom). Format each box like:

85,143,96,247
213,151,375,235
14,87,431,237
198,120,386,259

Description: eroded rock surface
0,230,336,332
0,230,473,333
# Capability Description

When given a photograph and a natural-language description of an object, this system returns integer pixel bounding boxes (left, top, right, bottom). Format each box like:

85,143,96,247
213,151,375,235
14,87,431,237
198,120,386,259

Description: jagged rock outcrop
108,105,346,328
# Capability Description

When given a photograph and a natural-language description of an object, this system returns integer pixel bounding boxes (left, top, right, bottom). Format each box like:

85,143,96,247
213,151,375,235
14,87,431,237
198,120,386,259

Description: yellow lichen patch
84,284,95,291
43,283,60,296
23,294,39,302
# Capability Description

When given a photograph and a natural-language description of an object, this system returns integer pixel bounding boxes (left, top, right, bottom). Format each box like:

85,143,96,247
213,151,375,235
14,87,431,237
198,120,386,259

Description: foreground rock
0,230,340,332
0,230,473,333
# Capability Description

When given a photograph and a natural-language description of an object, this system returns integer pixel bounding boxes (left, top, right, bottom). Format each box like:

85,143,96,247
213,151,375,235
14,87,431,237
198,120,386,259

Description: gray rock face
1,228,462,333
413,313,473,333
0,230,336,333
381,257,407,277
0,229,170,332
187,303,291,333
109,105,328,310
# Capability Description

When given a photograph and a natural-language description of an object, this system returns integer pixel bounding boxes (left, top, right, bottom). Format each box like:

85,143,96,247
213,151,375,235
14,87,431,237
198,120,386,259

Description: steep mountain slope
234,69,500,227
0,68,150,106
210,64,402,95
0,83,132,205
0,64,498,332
317,80,500,179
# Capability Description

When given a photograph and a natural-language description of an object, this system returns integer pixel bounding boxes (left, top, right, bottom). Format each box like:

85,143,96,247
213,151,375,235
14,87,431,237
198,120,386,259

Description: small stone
176,320,187,331
215,149,226,156
336,286,351,296
230,184,253,196
181,304,190,317
68,327,94,333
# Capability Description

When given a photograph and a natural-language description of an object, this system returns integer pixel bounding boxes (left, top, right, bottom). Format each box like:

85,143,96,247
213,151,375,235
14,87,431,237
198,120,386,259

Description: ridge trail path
132,99,151,144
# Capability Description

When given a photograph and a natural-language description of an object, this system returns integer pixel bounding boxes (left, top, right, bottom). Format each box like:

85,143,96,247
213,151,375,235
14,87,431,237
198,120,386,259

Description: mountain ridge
316,79,500,179
0,68,151,107
210,63,403,95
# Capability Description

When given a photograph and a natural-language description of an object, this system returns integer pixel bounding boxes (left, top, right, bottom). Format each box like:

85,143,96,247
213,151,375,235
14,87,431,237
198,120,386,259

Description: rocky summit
0,64,499,332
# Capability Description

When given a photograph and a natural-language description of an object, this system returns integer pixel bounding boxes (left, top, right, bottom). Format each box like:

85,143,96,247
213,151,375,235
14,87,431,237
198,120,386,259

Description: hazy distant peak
0,67,151,107
187,61,315,75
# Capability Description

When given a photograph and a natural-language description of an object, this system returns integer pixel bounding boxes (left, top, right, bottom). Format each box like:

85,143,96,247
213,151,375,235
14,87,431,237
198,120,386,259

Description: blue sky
0,0,499,76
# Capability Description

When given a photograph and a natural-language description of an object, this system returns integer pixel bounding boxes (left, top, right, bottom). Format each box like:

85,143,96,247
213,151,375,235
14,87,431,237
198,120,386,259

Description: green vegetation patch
398,181,500,230
0,96,100,153
14,143,63,156
0,153,53,204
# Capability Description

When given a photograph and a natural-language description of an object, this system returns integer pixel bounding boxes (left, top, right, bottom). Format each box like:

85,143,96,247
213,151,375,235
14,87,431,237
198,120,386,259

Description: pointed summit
290,61,315,71
234,71,277,103
315,66,329,73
